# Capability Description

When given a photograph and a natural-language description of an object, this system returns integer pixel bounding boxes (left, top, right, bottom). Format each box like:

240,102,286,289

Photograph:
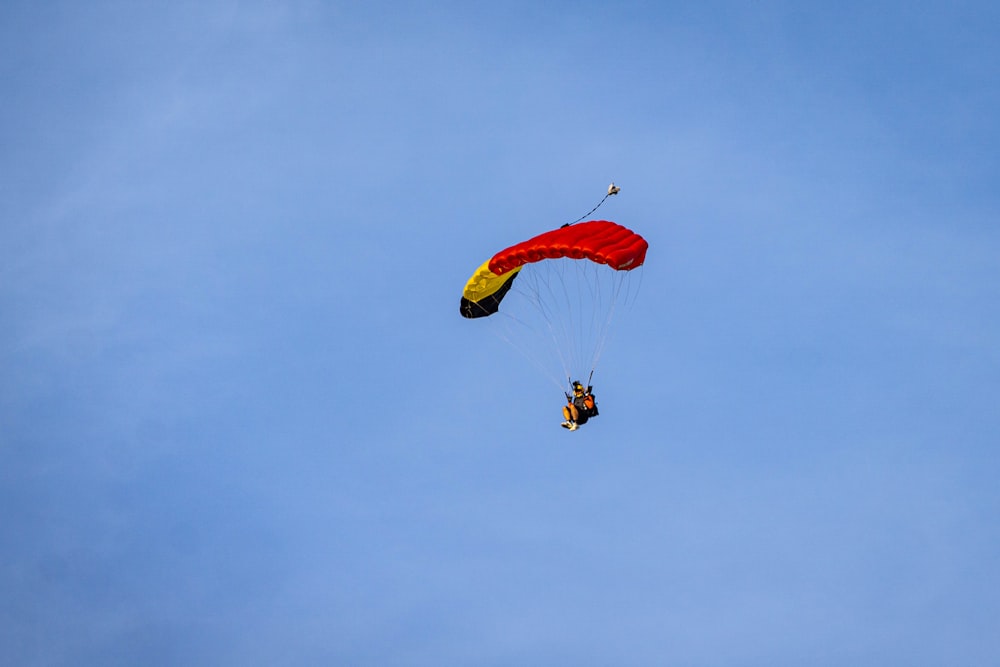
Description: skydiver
561,380,598,431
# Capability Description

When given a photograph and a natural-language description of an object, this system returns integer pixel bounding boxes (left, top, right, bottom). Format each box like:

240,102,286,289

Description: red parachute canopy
460,220,648,319
488,220,648,276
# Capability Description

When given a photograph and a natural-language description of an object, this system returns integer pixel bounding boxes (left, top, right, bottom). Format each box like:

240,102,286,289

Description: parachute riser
567,369,595,393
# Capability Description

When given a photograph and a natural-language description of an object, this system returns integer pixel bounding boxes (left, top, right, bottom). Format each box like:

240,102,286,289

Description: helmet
572,381,584,392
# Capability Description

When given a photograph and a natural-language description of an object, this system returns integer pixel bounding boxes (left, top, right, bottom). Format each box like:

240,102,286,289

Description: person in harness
561,380,598,431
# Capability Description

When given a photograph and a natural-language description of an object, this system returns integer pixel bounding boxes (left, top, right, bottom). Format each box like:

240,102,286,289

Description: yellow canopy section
459,260,522,318
462,260,521,301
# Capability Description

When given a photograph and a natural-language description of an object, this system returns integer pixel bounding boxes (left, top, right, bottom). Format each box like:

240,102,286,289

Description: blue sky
2,1,999,664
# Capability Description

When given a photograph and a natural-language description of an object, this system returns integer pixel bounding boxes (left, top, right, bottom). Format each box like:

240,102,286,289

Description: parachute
460,219,648,387
460,220,647,318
